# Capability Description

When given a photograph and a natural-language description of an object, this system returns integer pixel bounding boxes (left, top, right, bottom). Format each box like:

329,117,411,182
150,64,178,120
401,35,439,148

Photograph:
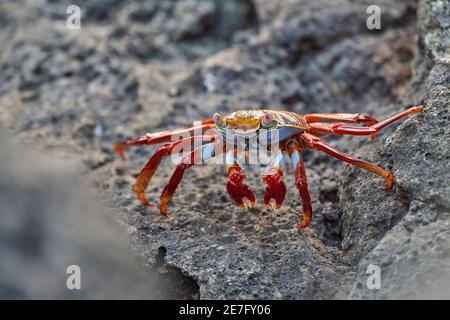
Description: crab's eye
213,113,222,125
261,112,274,128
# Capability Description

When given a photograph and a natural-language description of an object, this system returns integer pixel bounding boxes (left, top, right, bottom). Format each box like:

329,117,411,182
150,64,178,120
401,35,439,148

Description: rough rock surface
0,0,448,299
348,0,450,299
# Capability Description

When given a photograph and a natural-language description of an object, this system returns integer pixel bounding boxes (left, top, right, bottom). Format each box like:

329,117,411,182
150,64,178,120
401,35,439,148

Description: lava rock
0,0,447,299
347,0,450,299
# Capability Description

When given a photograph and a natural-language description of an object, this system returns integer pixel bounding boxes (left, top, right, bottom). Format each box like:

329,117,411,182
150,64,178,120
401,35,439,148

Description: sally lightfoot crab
114,106,423,229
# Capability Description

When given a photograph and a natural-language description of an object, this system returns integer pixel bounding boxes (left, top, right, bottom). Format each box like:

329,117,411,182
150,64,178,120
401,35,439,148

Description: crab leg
159,142,218,216
262,151,287,211
304,113,378,126
113,120,215,159
308,106,423,136
226,151,256,209
134,135,214,207
302,133,393,189
287,142,312,229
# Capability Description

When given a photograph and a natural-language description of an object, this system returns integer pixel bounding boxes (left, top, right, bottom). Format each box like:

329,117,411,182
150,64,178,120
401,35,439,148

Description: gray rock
0,0,448,299
0,131,198,299
347,0,450,299
349,202,450,299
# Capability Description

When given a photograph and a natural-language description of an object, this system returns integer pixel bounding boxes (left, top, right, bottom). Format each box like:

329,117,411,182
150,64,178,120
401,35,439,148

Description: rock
0,130,198,299
173,0,216,40
0,0,448,299
347,0,450,299
349,202,450,299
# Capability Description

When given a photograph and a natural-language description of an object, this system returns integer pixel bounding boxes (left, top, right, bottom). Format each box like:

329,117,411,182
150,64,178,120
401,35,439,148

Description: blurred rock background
0,0,448,299
0,130,199,299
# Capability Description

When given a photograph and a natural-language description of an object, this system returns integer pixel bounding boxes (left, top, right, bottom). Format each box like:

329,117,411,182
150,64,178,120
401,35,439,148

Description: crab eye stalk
213,113,223,126
261,112,275,128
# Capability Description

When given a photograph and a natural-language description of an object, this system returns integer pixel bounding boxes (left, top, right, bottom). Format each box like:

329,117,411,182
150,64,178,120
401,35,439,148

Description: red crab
114,106,423,229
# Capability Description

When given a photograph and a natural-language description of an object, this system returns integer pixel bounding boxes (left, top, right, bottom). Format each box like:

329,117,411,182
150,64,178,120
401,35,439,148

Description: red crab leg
134,135,214,207
159,142,218,216
308,106,423,136
287,142,312,229
225,151,256,209
262,152,287,211
304,113,378,126
113,120,215,160
301,133,394,190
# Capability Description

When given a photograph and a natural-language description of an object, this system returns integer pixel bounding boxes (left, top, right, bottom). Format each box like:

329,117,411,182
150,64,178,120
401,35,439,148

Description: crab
114,106,423,229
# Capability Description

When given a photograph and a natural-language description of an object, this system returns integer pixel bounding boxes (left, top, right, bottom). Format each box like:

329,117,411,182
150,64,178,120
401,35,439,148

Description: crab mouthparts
232,126,259,133
227,118,260,133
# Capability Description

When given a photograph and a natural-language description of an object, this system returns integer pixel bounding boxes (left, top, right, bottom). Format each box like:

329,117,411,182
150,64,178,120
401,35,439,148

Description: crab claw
262,168,286,211
226,166,256,209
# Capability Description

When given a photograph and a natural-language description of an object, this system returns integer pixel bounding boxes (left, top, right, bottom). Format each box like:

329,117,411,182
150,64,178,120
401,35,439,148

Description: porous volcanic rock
0,0,447,299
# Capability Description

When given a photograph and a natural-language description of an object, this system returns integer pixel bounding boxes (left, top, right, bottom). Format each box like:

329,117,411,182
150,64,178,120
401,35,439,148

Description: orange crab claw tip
386,180,394,191
296,209,312,229
159,193,172,218
385,172,394,191
159,204,169,218
134,189,153,207
296,222,307,230
144,202,153,208
297,218,310,229
113,144,126,160
411,105,424,112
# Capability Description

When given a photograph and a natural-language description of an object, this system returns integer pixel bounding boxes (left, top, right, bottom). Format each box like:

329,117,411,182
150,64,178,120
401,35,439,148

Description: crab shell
214,110,309,142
